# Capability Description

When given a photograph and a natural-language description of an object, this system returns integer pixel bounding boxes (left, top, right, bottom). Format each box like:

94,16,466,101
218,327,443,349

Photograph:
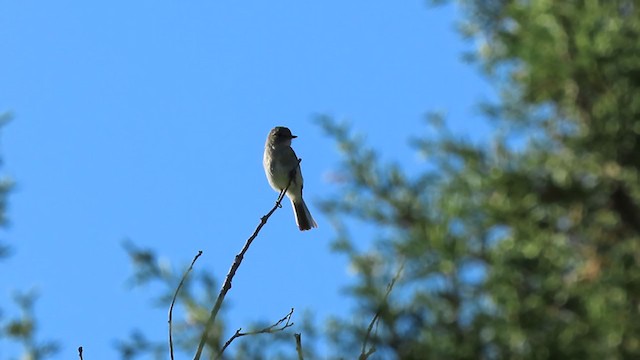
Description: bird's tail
292,198,318,231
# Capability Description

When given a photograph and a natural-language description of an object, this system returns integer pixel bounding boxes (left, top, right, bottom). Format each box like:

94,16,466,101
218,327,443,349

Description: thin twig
169,251,203,360
294,333,304,360
215,308,295,359
359,262,405,360
193,160,300,360
78,346,83,360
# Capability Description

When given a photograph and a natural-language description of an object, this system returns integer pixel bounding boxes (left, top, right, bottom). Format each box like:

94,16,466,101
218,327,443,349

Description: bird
263,126,318,231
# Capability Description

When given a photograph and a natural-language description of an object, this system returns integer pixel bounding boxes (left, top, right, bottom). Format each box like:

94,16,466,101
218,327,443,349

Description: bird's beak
291,135,298,139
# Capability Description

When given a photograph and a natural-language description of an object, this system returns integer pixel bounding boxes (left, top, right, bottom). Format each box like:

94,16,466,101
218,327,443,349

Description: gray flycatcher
263,126,318,231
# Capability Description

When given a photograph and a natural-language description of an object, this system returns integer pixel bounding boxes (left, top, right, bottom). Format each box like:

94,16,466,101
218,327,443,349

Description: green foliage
1,291,59,360
318,0,640,358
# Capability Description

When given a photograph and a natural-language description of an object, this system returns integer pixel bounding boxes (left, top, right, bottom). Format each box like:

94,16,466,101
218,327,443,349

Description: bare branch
169,250,203,360
295,333,304,360
359,262,405,360
78,346,83,360
193,160,300,360
216,308,295,359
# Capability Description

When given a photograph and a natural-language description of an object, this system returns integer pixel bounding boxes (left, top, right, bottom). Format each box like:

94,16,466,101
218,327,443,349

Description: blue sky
0,1,492,358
